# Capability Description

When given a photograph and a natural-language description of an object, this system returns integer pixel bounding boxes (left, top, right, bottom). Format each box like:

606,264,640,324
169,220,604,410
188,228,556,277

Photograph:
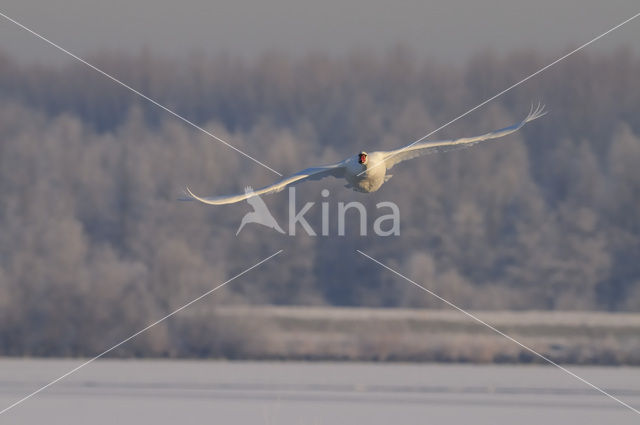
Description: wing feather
185,161,346,205
383,104,546,170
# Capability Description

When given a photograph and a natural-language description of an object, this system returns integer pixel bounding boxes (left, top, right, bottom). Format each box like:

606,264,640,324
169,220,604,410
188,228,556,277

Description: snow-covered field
1,359,639,424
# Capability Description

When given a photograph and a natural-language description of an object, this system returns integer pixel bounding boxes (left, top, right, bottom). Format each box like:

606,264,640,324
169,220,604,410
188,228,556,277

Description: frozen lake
1,359,639,424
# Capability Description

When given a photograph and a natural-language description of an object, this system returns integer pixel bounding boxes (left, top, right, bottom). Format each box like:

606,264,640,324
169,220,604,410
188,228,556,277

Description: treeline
0,46,640,357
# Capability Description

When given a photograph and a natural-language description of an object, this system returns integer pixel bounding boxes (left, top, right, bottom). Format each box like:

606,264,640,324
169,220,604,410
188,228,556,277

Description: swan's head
358,152,368,164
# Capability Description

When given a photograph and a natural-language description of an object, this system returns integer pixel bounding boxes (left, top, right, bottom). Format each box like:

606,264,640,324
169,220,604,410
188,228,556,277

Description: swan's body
185,105,546,205
343,151,387,192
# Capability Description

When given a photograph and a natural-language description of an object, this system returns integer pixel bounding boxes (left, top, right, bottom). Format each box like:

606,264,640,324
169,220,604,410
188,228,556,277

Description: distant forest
0,46,639,357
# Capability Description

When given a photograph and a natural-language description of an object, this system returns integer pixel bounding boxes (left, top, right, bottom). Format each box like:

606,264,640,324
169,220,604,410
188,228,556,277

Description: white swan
185,105,546,205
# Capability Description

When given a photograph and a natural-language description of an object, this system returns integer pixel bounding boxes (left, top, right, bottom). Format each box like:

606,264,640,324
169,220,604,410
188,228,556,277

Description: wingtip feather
525,102,547,122
177,187,195,201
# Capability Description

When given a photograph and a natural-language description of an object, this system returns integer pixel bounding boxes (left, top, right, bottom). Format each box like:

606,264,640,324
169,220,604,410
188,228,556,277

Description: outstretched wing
382,104,546,170
185,161,346,205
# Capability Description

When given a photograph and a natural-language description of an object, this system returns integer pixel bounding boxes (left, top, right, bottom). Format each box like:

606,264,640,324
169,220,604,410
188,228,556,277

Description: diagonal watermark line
0,10,283,177
0,249,283,416
356,249,640,416
359,11,640,176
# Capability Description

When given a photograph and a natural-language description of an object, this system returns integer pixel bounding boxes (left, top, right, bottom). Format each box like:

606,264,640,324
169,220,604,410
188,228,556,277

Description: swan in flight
185,105,546,205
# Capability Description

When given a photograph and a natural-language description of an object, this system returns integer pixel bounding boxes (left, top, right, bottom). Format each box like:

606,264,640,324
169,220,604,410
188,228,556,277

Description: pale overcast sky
0,0,638,64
